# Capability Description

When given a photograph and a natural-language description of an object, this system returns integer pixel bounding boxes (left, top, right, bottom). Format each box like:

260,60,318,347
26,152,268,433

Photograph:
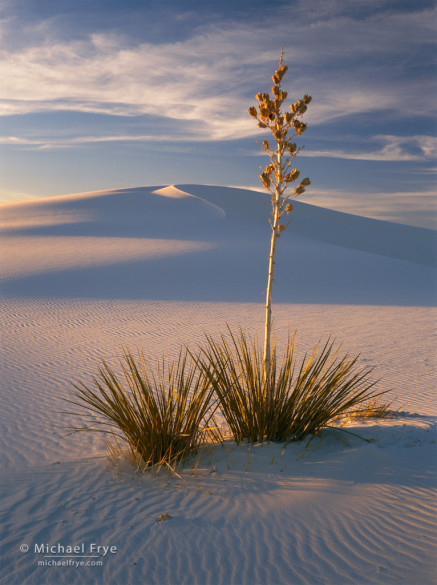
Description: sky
0,0,436,227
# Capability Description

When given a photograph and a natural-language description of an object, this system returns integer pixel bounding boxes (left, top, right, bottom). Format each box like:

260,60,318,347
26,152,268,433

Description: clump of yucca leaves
66,332,390,466
195,328,389,444
65,348,217,471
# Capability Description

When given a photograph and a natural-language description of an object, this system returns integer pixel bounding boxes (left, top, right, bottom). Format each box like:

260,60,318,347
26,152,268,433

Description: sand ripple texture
1,426,436,585
1,299,436,585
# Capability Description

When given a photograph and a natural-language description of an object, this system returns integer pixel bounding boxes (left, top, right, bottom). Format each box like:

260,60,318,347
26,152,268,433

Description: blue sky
1,0,436,225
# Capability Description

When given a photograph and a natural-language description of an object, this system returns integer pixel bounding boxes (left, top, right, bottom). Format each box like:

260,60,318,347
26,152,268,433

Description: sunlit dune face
0,199,93,231
0,214,89,231
0,236,213,279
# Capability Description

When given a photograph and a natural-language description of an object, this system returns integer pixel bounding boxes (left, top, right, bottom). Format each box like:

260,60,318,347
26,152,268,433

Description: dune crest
152,185,198,199
152,185,226,219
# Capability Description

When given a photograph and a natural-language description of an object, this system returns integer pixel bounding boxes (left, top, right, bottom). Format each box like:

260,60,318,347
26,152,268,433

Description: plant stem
263,152,282,387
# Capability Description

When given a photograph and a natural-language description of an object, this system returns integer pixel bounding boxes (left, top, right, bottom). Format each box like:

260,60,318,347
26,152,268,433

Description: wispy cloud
0,32,258,140
1,1,436,145
0,134,196,149
250,135,437,163
302,136,437,162
301,186,437,229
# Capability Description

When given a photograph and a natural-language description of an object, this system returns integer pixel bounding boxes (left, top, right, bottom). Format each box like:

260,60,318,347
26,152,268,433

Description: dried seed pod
286,168,300,182
260,172,271,188
292,120,307,134
260,106,270,119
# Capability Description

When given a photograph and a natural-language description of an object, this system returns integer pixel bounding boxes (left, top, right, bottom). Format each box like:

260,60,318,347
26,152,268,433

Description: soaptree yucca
248,47,311,383
196,328,386,444
65,348,217,471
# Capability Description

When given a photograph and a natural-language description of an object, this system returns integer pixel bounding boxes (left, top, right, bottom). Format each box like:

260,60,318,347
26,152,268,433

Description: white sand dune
1,185,435,304
0,185,436,585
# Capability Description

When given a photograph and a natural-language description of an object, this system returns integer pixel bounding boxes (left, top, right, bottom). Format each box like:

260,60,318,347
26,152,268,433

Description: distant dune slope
0,185,435,305
176,185,437,267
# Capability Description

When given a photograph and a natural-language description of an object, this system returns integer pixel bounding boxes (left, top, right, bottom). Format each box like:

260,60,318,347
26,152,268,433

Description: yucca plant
196,327,388,444
248,46,312,383
65,348,218,471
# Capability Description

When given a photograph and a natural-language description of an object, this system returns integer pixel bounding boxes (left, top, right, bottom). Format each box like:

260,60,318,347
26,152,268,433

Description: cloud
301,186,437,229
249,135,437,163
302,135,437,162
0,1,436,145
0,133,208,149
0,29,261,140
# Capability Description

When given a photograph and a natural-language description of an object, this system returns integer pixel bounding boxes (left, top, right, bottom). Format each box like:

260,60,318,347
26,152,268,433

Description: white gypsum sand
0,185,436,585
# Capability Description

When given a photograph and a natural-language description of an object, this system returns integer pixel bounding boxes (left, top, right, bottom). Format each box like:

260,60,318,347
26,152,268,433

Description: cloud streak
1,1,436,145
301,186,437,229
302,136,437,162
6,133,435,167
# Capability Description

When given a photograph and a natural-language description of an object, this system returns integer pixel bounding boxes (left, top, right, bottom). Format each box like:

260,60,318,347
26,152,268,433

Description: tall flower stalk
248,48,311,385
